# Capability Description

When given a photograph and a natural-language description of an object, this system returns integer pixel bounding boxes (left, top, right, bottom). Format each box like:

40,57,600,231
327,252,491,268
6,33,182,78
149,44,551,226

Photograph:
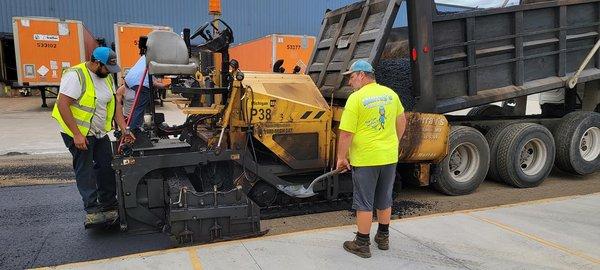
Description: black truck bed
307,0,600,113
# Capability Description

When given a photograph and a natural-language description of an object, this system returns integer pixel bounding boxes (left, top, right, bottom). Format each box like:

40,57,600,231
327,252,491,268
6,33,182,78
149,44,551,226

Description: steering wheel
191,19,234,52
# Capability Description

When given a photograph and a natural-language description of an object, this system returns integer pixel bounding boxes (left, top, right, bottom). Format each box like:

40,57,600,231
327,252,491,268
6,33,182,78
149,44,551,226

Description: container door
13,18,82,86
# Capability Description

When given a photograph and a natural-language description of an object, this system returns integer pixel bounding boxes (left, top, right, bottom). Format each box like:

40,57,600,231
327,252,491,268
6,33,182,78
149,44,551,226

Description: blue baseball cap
92,47,121,73
343,59,374,75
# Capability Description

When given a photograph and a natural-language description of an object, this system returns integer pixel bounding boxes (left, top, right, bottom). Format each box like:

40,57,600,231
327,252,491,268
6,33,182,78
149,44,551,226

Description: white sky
436,0,520,8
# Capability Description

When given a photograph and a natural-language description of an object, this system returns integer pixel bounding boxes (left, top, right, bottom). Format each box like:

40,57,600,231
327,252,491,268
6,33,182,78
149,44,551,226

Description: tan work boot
102,210,118,222
374,231,389,250
343,236,371,258
84,212,106,228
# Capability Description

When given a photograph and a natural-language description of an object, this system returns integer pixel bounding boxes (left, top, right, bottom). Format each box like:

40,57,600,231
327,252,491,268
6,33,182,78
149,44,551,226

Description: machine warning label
262,123,293,134
33,34,59,42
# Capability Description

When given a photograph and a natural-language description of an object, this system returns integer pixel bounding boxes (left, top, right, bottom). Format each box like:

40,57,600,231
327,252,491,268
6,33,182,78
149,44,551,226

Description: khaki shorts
351,163,397,211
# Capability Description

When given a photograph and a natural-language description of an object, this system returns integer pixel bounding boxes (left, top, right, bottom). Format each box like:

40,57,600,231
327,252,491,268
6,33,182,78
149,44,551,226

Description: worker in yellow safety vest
52,47,131,228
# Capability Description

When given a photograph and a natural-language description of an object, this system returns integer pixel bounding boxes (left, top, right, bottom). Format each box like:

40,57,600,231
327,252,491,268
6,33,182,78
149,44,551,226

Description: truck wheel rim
448,142,480,183
580,127,600,162
520,138,547,176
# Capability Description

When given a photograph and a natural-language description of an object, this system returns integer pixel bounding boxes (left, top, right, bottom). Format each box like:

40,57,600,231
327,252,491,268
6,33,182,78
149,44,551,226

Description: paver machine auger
112,1,451,245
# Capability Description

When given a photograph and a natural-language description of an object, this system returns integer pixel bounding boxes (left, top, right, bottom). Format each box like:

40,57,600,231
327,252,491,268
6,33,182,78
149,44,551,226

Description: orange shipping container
12,17,97,86
114,22,172,85
229,34,315,73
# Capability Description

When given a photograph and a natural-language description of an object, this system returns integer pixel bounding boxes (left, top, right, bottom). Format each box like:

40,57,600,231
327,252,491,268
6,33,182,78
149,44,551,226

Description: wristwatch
124,126,131,135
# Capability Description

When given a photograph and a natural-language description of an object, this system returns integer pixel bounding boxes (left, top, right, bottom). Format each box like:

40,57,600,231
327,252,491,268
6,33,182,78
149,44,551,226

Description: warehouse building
0,0,471,45
0,0,471,94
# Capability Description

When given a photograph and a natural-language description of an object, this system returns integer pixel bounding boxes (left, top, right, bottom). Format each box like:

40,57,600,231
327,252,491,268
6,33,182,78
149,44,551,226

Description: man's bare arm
336,130,354,172
396,113,406,142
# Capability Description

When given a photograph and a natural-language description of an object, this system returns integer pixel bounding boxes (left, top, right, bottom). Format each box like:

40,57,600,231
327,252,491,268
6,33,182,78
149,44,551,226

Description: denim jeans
128,85,151,129
61,133,117,213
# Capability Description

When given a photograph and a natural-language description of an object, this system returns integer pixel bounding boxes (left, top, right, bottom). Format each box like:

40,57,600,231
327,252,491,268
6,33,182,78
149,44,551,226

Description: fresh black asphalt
0,184,173,269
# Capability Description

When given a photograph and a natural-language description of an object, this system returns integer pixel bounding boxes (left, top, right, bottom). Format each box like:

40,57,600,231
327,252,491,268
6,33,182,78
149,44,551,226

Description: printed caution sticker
37,65,49,76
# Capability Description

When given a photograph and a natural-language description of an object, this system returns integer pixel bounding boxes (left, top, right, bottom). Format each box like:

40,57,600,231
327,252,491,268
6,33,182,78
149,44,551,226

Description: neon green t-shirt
339,82,404,166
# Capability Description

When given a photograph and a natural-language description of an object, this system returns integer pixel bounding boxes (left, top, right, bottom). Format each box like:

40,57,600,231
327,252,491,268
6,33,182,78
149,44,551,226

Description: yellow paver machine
113,0,600,244
113,10,449,245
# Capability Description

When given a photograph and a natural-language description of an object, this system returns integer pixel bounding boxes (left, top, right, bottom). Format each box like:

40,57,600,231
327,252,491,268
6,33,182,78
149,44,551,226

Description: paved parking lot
0,96,186,155
40,193,600,270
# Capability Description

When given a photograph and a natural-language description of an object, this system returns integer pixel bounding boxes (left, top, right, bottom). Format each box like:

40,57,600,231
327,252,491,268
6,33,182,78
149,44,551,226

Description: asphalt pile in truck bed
375,58,416,111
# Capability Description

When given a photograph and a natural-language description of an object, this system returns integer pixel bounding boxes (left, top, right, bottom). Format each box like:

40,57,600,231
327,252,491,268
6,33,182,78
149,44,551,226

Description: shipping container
114,22,172,85
12,17,96,87
229,34,316,73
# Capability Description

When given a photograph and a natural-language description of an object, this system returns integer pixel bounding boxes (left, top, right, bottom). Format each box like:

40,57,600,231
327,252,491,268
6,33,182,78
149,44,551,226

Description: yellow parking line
468,214,600,265
187,247,203,270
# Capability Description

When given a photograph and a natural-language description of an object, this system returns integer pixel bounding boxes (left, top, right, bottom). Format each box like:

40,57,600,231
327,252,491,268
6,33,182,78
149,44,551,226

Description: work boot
374,231,389,250
343,235,371,258
84,212,106,228
102,210,119,222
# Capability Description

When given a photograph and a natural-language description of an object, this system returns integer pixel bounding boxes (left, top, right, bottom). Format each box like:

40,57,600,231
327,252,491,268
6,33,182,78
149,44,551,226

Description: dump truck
12,17,98,106
110,0,600,245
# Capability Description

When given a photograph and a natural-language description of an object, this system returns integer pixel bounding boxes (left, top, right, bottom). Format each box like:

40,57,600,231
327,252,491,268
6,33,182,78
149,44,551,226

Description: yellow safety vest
52,62,115,137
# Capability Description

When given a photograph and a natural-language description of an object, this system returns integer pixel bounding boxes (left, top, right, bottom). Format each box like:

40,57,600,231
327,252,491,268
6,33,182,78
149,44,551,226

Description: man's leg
373,163,397,250
376,209,391,224
93,135,117,212
61,133,105,227
344,167,377,258
356,211,373,234
61,133,99,213
129,86,151,130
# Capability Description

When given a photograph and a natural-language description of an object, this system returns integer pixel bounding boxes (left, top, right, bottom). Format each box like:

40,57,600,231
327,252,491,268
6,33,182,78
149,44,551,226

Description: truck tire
485,122,515,182
553,111,600,175
432,126,490,195
497,123,555,188
467,104,505,117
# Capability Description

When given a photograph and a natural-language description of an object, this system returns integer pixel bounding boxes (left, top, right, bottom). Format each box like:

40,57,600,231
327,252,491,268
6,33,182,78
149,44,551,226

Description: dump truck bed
307,0,600,113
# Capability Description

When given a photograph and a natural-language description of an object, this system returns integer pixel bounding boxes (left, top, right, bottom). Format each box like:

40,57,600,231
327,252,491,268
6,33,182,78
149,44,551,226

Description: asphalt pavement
41,193,600,270
0,184,173,270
